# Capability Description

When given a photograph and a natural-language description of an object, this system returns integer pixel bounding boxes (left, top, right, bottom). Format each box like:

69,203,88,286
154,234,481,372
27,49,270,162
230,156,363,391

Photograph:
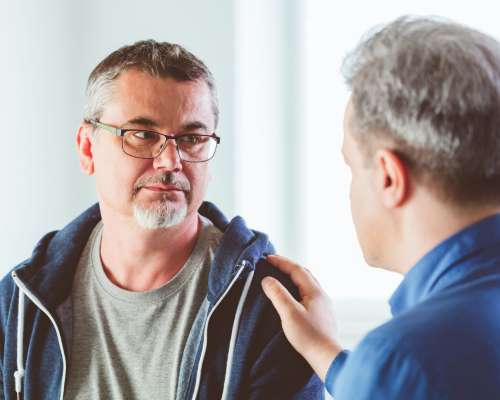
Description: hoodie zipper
189,260,251,400
11,272,67,400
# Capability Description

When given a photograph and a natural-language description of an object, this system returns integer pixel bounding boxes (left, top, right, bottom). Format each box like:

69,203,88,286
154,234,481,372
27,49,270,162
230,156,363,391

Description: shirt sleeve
327,336,444,400
324,350,350,395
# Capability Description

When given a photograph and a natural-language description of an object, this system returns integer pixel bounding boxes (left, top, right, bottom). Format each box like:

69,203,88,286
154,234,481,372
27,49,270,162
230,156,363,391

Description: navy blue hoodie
0,202,323,399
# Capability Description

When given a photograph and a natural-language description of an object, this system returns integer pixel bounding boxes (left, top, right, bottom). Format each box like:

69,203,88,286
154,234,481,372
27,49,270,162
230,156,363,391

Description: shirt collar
389,213,500,316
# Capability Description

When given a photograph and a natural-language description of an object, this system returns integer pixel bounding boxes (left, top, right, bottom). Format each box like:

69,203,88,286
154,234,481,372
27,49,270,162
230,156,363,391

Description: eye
132,130,158,141
178,135,207,145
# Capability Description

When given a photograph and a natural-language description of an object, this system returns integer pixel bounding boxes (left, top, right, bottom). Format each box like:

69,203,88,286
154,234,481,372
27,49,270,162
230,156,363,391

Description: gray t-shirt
64,216,222,400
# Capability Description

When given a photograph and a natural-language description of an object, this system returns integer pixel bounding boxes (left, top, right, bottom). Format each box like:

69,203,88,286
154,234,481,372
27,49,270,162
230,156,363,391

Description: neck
390,195,500,274
99,206,201,291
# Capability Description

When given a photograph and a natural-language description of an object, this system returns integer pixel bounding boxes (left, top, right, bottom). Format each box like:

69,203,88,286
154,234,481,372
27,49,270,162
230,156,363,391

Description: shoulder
334,292,500,399
253,257,300,300
333,331,443,399
374,289,500,360
0,261,26,301
0,261,24,333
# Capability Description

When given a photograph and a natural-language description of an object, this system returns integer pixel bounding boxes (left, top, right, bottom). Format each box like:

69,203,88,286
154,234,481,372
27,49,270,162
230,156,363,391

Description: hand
261,255,342,381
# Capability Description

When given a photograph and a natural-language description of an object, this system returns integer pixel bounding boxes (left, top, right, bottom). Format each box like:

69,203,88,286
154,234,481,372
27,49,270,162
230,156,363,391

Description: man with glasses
0,40,322,400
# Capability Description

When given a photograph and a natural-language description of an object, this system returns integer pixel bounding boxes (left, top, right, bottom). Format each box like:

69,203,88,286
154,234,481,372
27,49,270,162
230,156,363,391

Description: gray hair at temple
342,16,500,206
83,39,219,128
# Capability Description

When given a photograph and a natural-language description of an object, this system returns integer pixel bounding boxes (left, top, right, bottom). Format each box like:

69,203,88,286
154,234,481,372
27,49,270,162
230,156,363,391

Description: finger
266,254,303,274
304,267,322,287
261,276,302,319
266,255,320,296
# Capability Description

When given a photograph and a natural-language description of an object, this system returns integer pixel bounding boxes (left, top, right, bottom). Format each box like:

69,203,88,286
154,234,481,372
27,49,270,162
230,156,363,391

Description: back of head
84,39,219,127
343,16,500,206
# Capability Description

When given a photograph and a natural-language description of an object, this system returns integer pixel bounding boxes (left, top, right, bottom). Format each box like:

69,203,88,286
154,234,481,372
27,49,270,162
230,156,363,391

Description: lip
142,184,183,192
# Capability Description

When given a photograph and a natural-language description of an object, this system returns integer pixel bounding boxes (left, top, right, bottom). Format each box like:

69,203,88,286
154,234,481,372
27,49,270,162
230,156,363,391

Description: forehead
103,68,215,129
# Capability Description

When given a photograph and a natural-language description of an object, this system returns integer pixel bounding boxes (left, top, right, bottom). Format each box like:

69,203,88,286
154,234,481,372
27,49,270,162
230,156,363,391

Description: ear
76,123,95,175
374,149,410,208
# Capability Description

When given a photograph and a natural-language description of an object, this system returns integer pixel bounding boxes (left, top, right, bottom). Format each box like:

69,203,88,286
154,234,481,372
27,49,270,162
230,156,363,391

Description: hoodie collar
389,213,500,316
15,202,273,309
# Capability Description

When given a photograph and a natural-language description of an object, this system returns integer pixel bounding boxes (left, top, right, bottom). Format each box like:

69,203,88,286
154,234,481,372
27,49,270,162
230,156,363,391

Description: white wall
234,0,302,256
0,0,236,272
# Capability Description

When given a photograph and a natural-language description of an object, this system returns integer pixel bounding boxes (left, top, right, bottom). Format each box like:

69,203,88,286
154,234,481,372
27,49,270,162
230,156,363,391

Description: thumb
261,276,301,319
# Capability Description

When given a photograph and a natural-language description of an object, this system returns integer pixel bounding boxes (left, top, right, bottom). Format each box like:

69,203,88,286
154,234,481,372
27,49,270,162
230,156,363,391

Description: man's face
342,99,388,267
88,69,215,229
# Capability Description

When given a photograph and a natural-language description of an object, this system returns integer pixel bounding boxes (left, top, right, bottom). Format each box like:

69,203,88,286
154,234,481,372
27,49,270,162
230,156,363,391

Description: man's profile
0,40,322,400
262,16,500,400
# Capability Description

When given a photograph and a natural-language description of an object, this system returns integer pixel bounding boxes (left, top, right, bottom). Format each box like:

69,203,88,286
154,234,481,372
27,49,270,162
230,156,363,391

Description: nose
152,138,182,171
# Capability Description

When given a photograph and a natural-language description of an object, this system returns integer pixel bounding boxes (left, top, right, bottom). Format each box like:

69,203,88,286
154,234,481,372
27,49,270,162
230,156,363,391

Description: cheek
184,165,210,198
349,174,372,241
350,171,383,265
349,176,361,220
95,148,149,199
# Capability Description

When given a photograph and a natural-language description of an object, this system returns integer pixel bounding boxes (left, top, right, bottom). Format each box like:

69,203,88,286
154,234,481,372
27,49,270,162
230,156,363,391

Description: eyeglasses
85,119,220,163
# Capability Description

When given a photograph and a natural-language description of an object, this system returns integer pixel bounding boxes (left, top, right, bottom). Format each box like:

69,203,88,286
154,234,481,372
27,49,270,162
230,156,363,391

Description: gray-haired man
262,17,500,400
0,40,322,400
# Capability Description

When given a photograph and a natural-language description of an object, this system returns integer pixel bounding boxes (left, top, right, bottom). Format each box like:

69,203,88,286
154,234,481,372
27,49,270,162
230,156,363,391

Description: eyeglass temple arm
86,119,122,137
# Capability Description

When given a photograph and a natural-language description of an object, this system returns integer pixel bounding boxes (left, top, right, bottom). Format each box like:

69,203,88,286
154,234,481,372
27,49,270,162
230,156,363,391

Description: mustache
133,172,191,194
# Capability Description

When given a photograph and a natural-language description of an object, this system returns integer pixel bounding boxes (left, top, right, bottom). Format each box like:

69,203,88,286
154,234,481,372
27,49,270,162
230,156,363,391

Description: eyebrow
123,117,210,133
180,121,210,133
124,117,157,128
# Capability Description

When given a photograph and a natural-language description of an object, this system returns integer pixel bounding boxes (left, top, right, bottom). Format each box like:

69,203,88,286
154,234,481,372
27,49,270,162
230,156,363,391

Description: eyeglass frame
84,119,221,163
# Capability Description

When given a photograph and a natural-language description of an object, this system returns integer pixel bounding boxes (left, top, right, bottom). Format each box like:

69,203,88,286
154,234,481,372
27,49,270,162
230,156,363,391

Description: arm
261,255,445,400
261,255,342,381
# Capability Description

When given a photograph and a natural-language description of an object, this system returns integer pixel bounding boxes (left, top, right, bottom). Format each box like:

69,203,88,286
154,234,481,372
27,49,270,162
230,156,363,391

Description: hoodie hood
14,204,101,311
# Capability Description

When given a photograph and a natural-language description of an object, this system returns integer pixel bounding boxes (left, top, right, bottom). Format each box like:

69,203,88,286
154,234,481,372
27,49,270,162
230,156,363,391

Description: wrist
305,340,342,381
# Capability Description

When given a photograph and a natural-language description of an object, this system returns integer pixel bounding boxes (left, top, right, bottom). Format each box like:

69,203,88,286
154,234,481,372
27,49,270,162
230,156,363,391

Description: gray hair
84,39,219,127
342,16,500,205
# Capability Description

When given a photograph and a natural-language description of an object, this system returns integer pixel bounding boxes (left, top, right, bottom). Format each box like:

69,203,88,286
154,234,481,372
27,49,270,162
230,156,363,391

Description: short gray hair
343,16,500,205
84,39,219,127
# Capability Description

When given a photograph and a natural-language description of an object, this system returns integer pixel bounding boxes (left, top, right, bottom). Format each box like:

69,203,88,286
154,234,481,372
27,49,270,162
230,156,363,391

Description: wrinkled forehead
114,69,212,109
103,69,216,130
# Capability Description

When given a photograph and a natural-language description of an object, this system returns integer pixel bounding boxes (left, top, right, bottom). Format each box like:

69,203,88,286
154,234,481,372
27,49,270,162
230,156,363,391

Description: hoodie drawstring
221,268,255,400
14,289,26,400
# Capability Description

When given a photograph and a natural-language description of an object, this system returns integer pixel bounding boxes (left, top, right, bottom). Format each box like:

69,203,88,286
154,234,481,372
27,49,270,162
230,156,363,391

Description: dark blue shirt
326,214,500,399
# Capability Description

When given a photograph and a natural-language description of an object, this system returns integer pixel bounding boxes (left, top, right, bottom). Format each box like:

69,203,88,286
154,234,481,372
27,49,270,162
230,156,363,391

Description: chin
363,252,394,271
361,247,383,268
132,201,188,230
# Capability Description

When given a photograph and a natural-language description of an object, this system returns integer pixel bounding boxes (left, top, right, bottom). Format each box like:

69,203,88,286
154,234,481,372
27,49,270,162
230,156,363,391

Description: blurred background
1,0,499,354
